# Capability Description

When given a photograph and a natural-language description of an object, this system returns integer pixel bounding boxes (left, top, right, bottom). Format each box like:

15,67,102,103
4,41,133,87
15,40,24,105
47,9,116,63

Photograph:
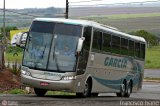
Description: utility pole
3,0,6,40
65,0,69,19
1,0,6,70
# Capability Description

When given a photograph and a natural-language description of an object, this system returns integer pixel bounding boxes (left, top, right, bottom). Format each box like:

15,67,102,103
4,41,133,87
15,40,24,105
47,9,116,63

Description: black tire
91,93,98,97
76,93,83,98
116,83,125,97
34,88,47,97
124,82,132,97
76,80,91,98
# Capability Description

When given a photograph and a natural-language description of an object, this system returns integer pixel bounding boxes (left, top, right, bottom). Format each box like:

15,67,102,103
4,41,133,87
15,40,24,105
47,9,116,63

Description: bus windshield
22,21,82,72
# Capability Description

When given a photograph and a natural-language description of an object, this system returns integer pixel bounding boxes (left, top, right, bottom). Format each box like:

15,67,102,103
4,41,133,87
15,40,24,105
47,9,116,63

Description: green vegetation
82,13,160,20
144,77,160,81
131,30,158,47
82,14,160,37
0,90,75,95
145,46,160,69
5,52,23,63
1,89,27,94
5,45,23,63
46,91,75,96
0,7,63,28
6,45,23,53
0,26,18,39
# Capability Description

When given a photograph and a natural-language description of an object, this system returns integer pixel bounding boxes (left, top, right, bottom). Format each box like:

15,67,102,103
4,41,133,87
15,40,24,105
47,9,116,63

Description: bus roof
34,18,146,43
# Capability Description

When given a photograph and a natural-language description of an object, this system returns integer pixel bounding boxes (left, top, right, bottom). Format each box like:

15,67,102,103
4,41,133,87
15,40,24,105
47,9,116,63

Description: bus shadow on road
31,94,119,99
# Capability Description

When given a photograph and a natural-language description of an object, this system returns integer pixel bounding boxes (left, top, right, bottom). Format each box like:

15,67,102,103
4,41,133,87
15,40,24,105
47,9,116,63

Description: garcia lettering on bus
104,57,127,68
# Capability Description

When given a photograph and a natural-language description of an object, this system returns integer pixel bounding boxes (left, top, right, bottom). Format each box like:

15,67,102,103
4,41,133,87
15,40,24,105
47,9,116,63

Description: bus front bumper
21,74,77,92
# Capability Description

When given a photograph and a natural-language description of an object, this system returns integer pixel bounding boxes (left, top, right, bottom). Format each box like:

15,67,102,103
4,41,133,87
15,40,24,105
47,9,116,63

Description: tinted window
102,33,111,52
112,35,120,54
92,30,102,51
83,27,92,50
23,32,53,70
121,38,128,55
129,40,134,56
135,42,140,58
54,23,82,36
140,44,145,59
30,21,55,34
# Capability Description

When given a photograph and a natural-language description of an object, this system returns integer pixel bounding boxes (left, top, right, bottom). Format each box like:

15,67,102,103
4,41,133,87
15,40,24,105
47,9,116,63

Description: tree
130,30,158,47
0,26,18,39
0,26,18,70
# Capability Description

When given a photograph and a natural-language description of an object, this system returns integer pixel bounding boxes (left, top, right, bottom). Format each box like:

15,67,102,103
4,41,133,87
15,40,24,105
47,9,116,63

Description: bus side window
92,30,102,51
135,42,140,58
121,38,128,55
103,33,111,52
129,40,134,57
112,35,120,54
140,44,145,59
83,27,92,50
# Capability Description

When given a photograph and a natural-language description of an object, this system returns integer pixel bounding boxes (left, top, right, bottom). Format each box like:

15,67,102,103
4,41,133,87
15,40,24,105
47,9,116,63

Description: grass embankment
46,91,75,96
145,46,160,69
1,89,27,94
82,13,160,20
5,52,23,63
144,77,160,81
0,89,75,95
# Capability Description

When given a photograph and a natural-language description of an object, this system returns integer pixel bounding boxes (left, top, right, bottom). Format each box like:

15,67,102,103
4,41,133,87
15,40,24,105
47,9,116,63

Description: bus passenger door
76,27,92,75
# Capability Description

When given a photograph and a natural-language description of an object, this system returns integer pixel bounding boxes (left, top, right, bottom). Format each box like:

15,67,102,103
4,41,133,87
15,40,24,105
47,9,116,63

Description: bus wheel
34,88,47,97
84,79,92,97
91,93,98,97
116,84,125,97
124,82,132,97
76,80,91,98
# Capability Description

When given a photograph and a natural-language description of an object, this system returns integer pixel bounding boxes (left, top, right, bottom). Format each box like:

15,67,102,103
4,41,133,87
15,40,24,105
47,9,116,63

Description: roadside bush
10,61,21,75
130,30,159,47
3,89,27,94
6,45,23,53
6,61,21,75
0,26,18,40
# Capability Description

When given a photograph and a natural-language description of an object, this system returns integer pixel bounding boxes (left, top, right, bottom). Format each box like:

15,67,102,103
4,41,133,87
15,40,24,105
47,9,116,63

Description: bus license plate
40,82,49,86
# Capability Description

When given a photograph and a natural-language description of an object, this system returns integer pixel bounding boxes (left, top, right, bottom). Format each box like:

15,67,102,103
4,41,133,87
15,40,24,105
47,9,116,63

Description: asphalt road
0,82,159,106
144,69,160,78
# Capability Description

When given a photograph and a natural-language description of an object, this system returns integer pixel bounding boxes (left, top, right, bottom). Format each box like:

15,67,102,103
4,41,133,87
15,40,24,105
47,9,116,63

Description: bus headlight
21,70,31,76
62,76,76,80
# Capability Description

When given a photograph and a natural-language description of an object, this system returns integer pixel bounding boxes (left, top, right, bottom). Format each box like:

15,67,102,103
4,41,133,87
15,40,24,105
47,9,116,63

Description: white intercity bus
17,18,146,97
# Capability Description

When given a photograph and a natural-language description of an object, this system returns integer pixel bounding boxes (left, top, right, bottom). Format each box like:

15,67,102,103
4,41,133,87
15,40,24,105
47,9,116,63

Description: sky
0,0,159,9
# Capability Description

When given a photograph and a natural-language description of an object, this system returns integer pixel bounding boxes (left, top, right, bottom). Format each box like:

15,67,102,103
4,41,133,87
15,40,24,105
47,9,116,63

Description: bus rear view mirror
77,37,85,52
16,32,28,48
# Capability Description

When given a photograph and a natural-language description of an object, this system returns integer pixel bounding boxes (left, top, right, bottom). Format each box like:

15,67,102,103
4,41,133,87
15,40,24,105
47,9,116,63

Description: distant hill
69,7,160,37
116,1,160,7
69,7,160,17
0,6,160,37
0,7,64,28
12,7,64,17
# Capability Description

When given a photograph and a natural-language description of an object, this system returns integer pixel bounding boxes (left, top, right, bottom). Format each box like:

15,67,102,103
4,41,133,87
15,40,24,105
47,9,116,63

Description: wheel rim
84,83,89,96
127,83,131,95
121,84,125,96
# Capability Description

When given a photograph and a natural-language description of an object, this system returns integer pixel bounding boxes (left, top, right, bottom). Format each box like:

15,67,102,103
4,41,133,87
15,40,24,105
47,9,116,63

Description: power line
70,0,102,4
70,0,160,7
